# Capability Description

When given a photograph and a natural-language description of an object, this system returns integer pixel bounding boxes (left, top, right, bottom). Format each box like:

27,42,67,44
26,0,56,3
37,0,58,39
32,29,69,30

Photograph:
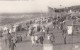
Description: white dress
35,36,38,41
31,36,35,45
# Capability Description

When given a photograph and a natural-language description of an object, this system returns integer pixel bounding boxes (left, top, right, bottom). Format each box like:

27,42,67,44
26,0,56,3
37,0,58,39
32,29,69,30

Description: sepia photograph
0,0,80,50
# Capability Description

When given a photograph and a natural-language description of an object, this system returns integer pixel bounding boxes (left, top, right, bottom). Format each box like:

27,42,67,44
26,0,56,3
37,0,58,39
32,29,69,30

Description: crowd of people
0,13,78,50
27,16,67,46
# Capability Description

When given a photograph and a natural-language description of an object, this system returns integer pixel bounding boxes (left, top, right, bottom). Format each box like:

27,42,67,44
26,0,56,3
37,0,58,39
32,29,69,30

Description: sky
0,0,80,13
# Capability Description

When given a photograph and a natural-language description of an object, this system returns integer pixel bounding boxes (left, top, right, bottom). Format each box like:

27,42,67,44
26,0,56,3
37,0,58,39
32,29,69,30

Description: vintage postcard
0,0,80,50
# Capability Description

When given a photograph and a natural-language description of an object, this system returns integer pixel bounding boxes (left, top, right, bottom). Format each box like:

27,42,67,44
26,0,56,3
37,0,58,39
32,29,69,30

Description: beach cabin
72,19,80,35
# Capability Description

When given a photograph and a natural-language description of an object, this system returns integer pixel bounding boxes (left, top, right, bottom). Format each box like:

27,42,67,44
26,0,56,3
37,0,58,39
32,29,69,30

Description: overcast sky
0,0,80,13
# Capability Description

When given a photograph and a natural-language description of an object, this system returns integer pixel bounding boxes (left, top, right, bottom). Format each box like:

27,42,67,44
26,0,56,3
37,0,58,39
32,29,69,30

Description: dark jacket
9,41,16,50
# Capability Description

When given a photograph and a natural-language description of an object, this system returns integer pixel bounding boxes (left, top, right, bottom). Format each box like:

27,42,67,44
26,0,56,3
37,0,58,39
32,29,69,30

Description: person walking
9,40,16,50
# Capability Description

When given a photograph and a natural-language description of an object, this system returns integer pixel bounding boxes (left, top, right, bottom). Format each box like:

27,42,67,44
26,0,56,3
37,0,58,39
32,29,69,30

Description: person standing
46,27,49,34
52,21,56,29
39,35,44,45
34,35,38,46
50,33,55,45
31,35,35,46
62,29,67,44
7,33,12,47
9,40,16,50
